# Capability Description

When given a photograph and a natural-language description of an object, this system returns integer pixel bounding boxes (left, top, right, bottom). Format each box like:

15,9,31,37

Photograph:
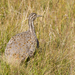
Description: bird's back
5,30,37,63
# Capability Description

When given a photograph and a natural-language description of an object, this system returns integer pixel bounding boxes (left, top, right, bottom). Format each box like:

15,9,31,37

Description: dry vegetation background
0,0,75,75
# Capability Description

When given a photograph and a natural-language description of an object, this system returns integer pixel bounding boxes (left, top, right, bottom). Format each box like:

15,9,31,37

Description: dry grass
0,0,75,75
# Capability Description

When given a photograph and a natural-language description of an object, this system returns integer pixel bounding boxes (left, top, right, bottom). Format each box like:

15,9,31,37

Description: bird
5,13,42,64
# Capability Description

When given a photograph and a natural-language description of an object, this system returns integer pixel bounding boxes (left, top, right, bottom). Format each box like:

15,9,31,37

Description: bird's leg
37,39,39,48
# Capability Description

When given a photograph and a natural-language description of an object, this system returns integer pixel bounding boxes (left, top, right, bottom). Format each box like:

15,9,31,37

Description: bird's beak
37,15,42,17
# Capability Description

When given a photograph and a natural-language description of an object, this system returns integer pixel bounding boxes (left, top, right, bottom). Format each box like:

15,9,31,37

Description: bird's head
28,13,42,21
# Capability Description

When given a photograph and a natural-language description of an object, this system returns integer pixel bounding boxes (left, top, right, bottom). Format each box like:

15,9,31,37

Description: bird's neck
29,21,35,34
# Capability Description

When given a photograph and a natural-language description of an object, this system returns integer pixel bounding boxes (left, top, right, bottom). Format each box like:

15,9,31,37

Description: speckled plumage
5,13,42,63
